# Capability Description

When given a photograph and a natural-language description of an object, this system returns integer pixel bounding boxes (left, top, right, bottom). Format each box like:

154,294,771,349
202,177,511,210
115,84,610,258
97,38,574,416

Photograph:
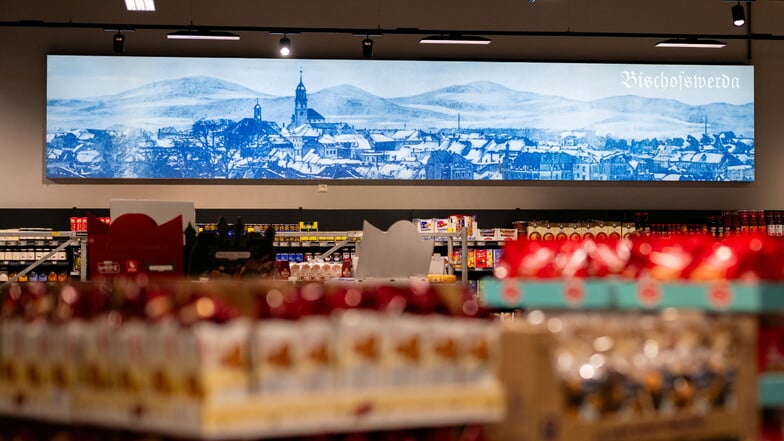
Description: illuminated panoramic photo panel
46,56,754,181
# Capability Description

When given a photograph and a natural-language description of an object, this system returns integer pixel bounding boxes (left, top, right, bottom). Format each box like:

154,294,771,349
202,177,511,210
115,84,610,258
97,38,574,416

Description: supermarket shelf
272,231,509,248
0,384,504,440
0,240,68,247
479,278,784,312
759,373,784,408
0,231,86,284
0,261,71,267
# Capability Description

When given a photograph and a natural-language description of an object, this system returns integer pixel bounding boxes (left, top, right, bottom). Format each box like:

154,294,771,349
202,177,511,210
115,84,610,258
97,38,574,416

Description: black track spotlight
113,32,126,53
279,35,291,56
362,37,374,58
732,2,746,27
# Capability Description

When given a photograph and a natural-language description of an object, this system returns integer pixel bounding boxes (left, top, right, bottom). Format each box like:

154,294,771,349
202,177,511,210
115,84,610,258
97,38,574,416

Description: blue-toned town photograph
45,56,754,182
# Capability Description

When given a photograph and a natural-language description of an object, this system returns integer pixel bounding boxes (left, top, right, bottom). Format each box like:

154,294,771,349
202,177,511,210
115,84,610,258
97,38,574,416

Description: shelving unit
272,229,507,286
52,384,504,439
0,230,86,284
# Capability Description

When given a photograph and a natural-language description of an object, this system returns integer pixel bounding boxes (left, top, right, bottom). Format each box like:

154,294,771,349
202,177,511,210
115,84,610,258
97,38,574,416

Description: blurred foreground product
488,311,757,441
0,278,504,439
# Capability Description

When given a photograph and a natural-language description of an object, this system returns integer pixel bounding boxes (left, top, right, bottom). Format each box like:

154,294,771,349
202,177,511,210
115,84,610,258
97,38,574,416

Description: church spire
254,98,262,121
292,68,309,127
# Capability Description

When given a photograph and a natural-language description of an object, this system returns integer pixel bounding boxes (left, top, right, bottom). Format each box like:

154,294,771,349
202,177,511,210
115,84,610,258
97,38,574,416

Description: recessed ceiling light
125,0,155,12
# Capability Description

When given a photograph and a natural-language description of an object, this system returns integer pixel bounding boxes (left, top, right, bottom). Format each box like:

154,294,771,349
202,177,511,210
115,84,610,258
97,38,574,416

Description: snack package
384,312,427,387
624,235,708,280
0,284,25,412
252,318,302,395
299,314,334,391
586,238,631,278
551,311,739,421
146,317,180,397
335,308,385,389
459,318,500,386
689,234,765,281
175,295,250,402
496,238,562,279
553,239,590,279
427,315,463,385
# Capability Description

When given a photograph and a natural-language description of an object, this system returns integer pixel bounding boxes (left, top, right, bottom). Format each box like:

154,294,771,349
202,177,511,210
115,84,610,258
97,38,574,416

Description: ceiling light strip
419,35,491,45
655,38,727,48
167,30,240,41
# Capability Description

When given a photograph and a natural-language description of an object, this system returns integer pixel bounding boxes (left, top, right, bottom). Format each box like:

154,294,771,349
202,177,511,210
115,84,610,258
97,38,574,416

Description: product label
97,260,120,274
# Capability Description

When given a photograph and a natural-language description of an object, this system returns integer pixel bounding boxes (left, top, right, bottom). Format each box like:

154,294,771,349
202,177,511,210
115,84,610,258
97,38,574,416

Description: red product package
758,327,784,372
689,234,765,281
496,238,562,279
586,238,631,278
624,234,709,280
553,239,590,278
758,236,784,281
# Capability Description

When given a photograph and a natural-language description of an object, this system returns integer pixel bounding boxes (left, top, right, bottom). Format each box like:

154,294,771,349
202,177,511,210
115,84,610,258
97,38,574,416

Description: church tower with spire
292,68,308,127
253,98,262,121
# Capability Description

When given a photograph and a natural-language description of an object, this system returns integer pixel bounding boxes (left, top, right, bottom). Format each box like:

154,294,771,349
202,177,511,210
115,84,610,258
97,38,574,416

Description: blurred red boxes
87,214,184,278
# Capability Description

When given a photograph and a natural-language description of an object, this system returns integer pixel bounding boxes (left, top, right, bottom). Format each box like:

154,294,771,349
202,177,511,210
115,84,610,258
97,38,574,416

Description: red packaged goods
495,239,562,279
498,237,634,280
689,234,765,281
553,239,590,279
623,235,708,280
758,327,784,372
757,235,784,281
586,238,631,278
87,214,184,279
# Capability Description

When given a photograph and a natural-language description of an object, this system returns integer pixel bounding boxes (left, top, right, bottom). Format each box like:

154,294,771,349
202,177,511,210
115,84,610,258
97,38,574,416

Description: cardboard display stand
87,214,184,278
489,318,758,441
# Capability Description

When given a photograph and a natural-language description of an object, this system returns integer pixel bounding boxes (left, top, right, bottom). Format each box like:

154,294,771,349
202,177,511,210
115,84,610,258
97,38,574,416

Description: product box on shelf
488,314,757,441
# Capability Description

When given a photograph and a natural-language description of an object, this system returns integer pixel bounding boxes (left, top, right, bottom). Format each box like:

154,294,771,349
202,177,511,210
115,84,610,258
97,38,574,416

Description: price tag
301,241,311,247
708,281,733,310
290,242,301,248
477,241,486,246
319,241,329,247
637,278,661,308
501,280,522,306
564,278,585,307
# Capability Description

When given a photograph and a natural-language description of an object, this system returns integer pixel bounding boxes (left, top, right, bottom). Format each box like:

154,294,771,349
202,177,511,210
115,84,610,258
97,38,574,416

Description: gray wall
2,0,783,210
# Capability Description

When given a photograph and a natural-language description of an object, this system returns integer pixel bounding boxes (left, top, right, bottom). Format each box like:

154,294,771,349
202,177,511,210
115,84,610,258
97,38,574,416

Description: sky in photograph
47,55,754,106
